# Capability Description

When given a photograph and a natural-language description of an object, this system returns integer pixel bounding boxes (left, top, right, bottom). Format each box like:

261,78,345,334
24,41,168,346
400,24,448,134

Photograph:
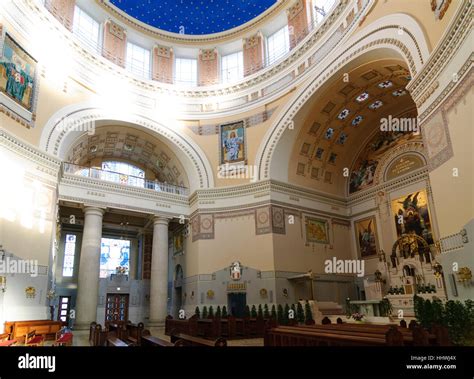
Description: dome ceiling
109,0,277,35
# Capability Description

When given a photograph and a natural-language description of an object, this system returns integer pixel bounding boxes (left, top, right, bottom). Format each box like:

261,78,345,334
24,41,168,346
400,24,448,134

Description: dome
109,0,277,35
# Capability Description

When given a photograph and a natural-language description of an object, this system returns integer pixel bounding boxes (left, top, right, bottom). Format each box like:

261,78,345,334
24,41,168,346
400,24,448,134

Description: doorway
228,293,246,317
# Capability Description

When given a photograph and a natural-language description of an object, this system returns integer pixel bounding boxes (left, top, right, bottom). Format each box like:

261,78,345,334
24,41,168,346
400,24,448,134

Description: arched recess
256,14,430,182
39,102,215,191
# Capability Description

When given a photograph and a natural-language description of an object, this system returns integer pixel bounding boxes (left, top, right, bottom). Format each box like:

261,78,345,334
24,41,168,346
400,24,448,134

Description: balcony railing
62,162,189,196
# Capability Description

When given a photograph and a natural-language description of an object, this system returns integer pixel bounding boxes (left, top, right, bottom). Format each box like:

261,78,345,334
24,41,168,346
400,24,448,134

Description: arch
39,102,215,191
255,14,430,181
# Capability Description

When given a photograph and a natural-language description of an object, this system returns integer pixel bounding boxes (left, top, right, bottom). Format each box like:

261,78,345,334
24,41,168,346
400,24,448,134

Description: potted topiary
271,304,277,320
296,302,305,324
202,306,208,319
216,305,221,318
244,305,251,318
195,306,201,319
258,304,263,318
277,304,284,324
208,306,214,318
251,305,257,318
283,304,290,325
304,301,314,324
263,304,270,319
222,306,228,318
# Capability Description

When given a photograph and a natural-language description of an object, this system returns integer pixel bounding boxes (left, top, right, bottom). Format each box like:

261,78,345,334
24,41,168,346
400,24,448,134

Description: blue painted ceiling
110,0,277,35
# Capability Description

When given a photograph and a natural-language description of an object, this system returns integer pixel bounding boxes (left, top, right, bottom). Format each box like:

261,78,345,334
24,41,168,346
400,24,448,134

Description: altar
349,300,384,317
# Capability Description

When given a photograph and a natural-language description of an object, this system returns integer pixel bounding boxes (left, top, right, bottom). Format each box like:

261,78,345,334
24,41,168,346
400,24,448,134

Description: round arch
39,102,215,191
255,14,430,182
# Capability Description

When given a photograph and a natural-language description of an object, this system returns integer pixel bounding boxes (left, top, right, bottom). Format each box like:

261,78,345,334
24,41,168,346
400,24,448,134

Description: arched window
101,161,145,187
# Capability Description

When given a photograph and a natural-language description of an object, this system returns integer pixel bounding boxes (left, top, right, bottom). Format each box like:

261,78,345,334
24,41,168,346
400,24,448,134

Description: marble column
149,216,170,327
75,206,104,330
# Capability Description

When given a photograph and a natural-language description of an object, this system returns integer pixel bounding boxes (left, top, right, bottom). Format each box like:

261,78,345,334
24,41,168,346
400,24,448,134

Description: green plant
202,306,208,319
222,306,228,318
304,301,313,323
258,304,263,318
414,296,474,345
216,305,221,318
208,306,214,318
296,302,305,323
291,303,296,320
271,304,277,320
379,298,393,317
251,305,257,318
277,304,284,324
195,306,200,319
283,304,290,325
244,305,251,318
263,304,270,318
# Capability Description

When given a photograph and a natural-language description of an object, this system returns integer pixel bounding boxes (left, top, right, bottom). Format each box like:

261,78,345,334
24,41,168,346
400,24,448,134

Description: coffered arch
255,13,430,183
39,102,215,191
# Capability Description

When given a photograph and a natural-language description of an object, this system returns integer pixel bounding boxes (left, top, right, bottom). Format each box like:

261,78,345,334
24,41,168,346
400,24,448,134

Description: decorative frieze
152,45,173,83
102,20,127,67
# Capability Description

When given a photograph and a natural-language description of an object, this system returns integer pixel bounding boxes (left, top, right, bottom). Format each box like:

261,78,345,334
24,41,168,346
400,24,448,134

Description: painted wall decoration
391,190,434,245
173,231,184,255
220,121,246,165
349,130,421,193
354,216,379,258
0,34,36,111
305,217,329,244
385,154,425,181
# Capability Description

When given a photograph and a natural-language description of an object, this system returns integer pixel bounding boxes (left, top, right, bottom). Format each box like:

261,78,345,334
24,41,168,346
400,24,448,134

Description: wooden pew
0,332,17,347
5,320,61,343
265,325,404,346
170,333,227,347
106,336,129,347
141,335,175,347
89,323,108,346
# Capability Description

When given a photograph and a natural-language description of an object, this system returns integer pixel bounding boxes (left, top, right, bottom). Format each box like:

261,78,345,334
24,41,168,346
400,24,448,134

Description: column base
147,319,166,328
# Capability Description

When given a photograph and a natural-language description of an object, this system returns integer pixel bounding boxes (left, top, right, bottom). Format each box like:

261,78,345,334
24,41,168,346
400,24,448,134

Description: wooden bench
265,325,404,346
106,336,129,347
170,333,227,347
141,335,175,347
25,330,45,346
0,332,17,347
5,320,61,343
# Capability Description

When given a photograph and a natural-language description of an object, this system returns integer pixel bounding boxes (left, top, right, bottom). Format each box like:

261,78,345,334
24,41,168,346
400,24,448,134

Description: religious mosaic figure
220,122,246,164
0,35,36,110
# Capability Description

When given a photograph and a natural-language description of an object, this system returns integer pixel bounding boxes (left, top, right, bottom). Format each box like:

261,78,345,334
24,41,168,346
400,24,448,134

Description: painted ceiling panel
110,0,277,35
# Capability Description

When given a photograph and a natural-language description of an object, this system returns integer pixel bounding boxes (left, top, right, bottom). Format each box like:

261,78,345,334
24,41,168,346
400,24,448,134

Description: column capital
152,215,171,226
83,206,106,217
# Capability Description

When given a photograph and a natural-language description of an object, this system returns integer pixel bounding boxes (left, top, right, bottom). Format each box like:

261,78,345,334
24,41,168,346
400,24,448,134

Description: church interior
0,0,473,374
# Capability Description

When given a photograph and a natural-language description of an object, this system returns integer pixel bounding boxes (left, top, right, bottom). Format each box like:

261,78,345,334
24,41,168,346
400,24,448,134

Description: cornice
0,128,61,171
407,0,472,99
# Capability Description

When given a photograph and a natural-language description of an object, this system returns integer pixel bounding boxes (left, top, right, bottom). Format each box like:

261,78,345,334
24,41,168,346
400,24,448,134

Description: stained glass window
100,238,130,278
62,234,76,277
369,100,383,110
325,128,335,139
352,115,364,126
356,92,369,102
